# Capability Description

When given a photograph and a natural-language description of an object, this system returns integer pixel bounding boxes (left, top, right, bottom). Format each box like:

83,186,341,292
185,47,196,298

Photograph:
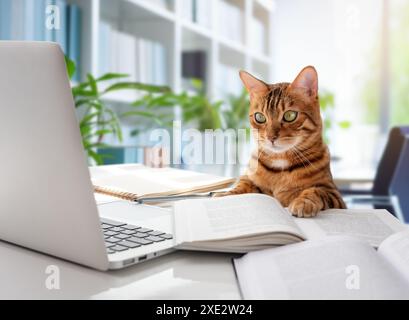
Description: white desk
0,241,241,299
0,164,241,300
0,162,377,299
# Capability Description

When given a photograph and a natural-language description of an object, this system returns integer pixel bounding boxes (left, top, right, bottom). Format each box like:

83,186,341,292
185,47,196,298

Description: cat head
240,66,323,155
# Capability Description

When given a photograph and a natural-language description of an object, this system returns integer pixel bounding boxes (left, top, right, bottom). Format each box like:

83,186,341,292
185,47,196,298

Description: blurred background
0,0,408,185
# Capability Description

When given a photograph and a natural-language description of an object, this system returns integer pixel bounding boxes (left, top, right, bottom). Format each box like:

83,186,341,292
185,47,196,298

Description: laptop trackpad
97,201,173,234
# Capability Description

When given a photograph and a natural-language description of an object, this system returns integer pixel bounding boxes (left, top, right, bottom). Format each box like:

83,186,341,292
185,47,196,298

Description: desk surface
1,164,241,300
0,163,375,299
0,241,241,299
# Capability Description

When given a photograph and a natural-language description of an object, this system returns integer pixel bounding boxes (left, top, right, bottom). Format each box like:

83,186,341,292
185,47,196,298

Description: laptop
0,41,175,271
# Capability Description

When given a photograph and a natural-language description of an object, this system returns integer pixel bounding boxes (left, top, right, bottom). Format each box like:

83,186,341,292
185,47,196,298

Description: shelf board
254,0,275,12
181,20,213,39
123,0,176,22
218,37,247,56
251,52,271,65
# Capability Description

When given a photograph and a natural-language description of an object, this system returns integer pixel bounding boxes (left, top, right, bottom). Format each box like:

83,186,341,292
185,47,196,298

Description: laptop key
134,232,149,238
116,234,131,240
148,230,165,236
104,231,118,237
107,249,115,254
100,218,126,227
111,227,125,232
160,234,173,240
105,242,115,248
105,237,122,243
145,236,166,243
121,229,137,235
111,245,129,252
101,224,113,230
128,238,153,245
122,225,141,231
119,240,141,249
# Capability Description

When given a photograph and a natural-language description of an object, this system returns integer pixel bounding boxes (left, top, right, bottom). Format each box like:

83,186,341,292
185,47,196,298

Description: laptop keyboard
100,218,173,255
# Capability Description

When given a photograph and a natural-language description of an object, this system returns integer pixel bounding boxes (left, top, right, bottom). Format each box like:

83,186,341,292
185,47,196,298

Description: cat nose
270,135,278,142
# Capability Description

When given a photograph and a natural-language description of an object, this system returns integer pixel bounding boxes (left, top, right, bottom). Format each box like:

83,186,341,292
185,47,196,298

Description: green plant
320,90,351,144
179,79,223,131
65,57,170,164
222,88,250,134
128,79,223,132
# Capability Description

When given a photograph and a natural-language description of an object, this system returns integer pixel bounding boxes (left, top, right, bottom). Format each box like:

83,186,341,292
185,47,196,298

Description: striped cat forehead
256,83,293,113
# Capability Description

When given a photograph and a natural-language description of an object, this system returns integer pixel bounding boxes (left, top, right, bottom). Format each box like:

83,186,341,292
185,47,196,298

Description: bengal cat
218,66,346,218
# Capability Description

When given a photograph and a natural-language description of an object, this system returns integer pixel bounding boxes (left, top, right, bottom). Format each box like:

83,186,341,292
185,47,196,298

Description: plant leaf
87,74,98,96
97,73,129,82
65,56,76,80
103,82,171,94
338,121,351,129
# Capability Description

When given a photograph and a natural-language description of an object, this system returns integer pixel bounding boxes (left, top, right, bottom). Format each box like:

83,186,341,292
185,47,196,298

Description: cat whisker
292,146,319,171
289,148,309,170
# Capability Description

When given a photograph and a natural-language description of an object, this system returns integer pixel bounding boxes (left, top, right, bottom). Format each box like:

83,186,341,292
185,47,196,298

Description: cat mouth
261,138,299,154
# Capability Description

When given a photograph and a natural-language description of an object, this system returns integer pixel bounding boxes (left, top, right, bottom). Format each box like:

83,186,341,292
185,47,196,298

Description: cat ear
290,66,318,98
239,71,269,98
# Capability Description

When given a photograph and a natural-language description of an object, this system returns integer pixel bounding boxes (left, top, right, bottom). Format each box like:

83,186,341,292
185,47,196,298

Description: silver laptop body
0,41,175,271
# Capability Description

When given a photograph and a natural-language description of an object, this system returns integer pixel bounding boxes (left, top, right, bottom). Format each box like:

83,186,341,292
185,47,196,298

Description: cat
217,66,346,218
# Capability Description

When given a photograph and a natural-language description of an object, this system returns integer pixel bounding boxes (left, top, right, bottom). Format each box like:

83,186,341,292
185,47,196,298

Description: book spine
98,22,111,76
11,0,25,40
34,0,46,41
192,0,198,23
23,0,36,40
0,0,12,40
68,4,81,81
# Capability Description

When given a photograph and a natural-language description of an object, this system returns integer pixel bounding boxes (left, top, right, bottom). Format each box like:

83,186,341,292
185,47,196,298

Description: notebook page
90,165,234,197
234,236,409,300
174,194,304,244
379,231,409,284
294,209,407,247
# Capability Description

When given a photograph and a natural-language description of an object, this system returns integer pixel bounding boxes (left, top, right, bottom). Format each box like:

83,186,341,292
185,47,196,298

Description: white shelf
251,52,271,65
181,20,213,40
255,0,275,12
124,0,176,22
77,0,274,103
218,37,247,56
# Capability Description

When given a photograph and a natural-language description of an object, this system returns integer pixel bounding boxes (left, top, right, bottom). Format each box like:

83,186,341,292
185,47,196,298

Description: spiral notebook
90,164,235,202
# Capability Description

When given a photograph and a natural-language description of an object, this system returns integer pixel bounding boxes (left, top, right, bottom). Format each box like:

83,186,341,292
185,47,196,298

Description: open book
173,193,407,252
233,233,409,299
90,164,235,202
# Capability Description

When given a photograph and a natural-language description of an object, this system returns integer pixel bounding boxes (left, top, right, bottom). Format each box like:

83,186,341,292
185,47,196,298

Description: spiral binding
94,185,138,202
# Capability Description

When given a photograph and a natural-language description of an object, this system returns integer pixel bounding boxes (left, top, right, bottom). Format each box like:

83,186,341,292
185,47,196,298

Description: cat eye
254,112,266,124
283,111,298,123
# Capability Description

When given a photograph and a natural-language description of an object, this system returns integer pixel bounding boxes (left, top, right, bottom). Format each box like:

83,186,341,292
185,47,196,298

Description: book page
174,194,305,244
379,231,409,284
234,236,409,300
294,209,407,247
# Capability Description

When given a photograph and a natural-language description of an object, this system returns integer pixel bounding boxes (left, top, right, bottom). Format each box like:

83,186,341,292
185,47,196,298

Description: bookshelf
67,0,275,102
0,0,275,150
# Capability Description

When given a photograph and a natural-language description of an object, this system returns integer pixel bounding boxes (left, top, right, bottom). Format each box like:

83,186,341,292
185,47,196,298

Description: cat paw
289,198,320,218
